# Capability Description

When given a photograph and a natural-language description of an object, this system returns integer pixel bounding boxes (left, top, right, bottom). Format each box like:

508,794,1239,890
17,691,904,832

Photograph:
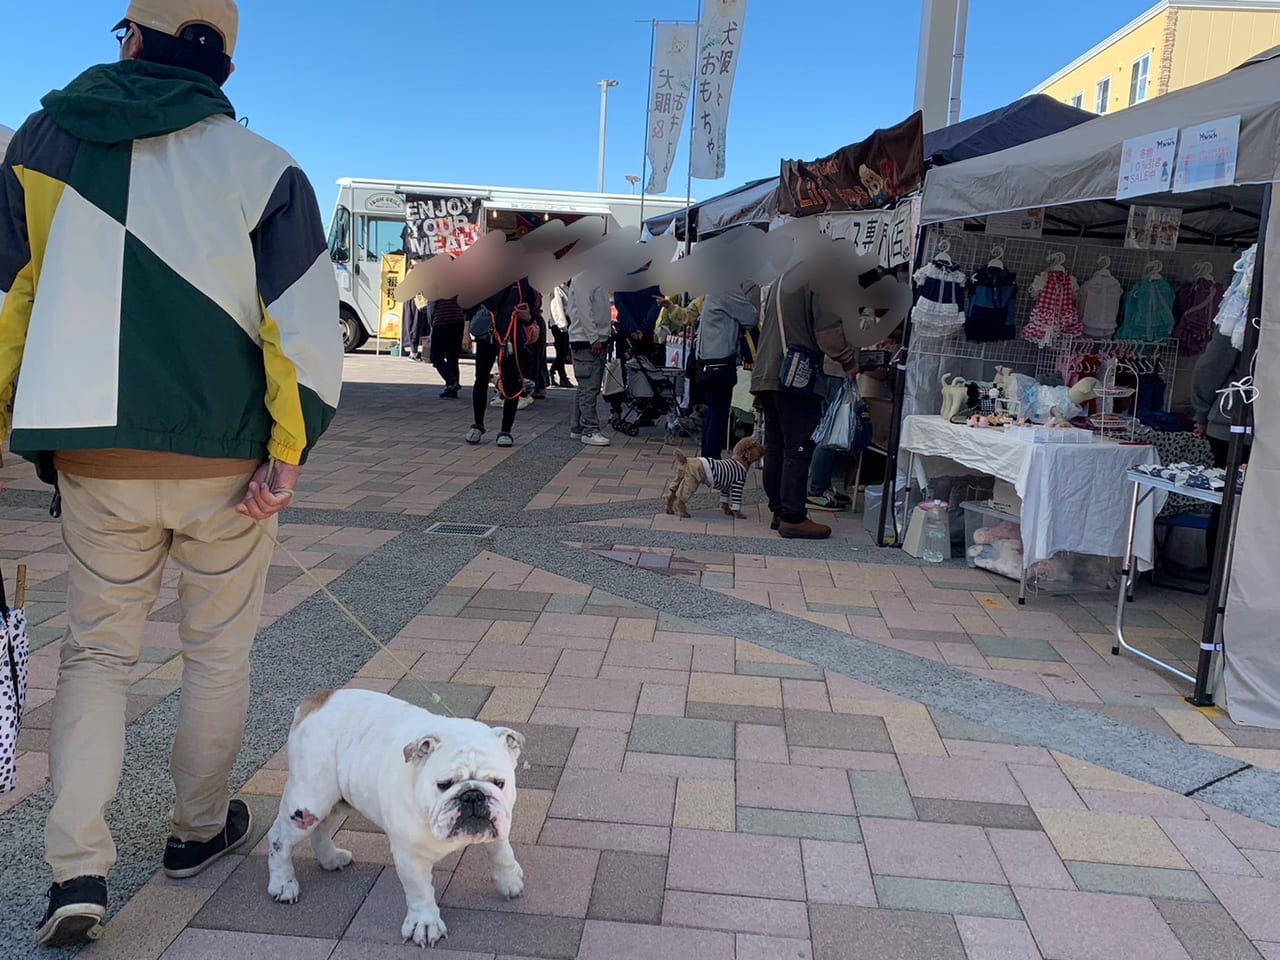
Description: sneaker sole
162,808,253,880
35,907,105,948
778,530,833,541
807,502,841,512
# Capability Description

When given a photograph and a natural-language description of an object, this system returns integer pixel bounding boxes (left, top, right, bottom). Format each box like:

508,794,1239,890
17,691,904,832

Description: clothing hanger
1094,255,1112,277
935,239,954,266
1144,259,1163,280
1046,251,1067,271
988,245,1005,269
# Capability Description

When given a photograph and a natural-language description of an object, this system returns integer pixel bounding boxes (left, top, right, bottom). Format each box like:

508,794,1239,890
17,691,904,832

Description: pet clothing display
1172,270,1225,358
1117,275,1175,341
1133,461,1228,491
912,256,968,338
1022,259,1082,347
965,265,1018,342
1077,266,1123,338
1213,244,1257,350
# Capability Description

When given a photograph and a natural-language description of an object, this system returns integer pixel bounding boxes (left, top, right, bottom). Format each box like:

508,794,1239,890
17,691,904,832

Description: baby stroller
609,355,681,437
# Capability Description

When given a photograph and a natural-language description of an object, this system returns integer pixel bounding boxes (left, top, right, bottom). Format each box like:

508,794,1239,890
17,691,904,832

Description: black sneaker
162,799,252,879
35,876,107,948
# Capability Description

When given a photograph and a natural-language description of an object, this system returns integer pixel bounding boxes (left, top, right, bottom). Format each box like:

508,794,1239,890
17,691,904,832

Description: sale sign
1116,128,1179,200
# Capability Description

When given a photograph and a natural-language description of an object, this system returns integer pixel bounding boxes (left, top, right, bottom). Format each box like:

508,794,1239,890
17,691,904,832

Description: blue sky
3,1,1153,214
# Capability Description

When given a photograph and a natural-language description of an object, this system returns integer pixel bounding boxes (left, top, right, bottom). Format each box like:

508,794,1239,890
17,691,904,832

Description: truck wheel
340,307,367,353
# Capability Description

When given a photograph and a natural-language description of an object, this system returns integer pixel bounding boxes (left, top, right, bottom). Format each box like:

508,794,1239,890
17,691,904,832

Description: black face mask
133,23,232,85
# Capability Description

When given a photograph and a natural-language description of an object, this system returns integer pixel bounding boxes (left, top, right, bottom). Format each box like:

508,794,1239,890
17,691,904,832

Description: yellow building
1033,0,1280,115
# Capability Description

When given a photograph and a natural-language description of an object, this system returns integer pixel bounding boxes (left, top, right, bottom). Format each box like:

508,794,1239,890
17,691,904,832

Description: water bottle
921,500,951,564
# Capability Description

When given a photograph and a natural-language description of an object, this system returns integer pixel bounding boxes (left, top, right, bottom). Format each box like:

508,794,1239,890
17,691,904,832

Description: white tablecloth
901,416,1159,568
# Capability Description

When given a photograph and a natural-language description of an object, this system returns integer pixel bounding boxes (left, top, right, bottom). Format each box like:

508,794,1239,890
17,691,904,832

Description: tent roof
0,124,13,157
644,95,1095,241
920,49,1280,241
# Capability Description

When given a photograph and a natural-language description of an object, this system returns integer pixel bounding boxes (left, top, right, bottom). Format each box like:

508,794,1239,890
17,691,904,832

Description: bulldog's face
402,725,524,844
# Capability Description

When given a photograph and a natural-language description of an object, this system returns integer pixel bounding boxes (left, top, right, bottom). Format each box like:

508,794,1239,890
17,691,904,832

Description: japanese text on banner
645,23,698,195
692,0,747,181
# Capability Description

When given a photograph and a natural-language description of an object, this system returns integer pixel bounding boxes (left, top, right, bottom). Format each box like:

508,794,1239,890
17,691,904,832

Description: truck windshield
327,205,351,262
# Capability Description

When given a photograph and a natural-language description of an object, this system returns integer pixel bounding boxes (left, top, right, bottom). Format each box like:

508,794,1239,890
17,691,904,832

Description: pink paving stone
880,608,965,633
567,730,629,771
736,935,813,960
801,839,876,906
537,819,671,855
862,818,1007,884
987,828,1075,890
737,724,790,763
442,843,599,917
939,644,992,669
550,769,676,826
533,612,617,638
668,828,805,900
1079,788,1206,820
525,631,612,652
624,754,736,781
1156,818,1260,876
1204,874,1280,940
824,673,913,703
409,654,467,682
538,677,641,714
1199,803,1280,852
528,707,633,732
954,917,1043,960
637,683,686,717
736,761,855,815
576,919,733,960
463,644,562,674
662,891,812,938
1016,887,1192,960
1245,849,1280,877
787,748,903,773
599,665,691,686
899,756,1028,805
399,615,492,642
389,636,478,656
604,641,693,671
782,680,831,712
846,615,893,639
1008,762,1086,811
692,643,736,674
552,649,605,678
943,740,1057,767
159,929,337,960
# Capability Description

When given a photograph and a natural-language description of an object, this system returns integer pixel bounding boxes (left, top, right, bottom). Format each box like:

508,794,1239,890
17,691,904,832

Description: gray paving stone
1154,899,1265,960
1066,862,1216,901
472,589,552,612
786,710,894,753
848,771,917,820
927,708,1023,745
521,765,565,791
686,702,784,727
736,662,826,681
628,716,735,759
510,723,578,768
162,929,337,960
238,794,285,855
970,635,1066,663
809,904,966,960
809,604,883,617
421,594,472,616
737,808,863,843
583,605,659,619
587,851,668,924
700,573,736,589
457,607,541,623
189,856,380,938
389,680,492,719
873,876,1023,920
545,594,588,614
912,798,1041,831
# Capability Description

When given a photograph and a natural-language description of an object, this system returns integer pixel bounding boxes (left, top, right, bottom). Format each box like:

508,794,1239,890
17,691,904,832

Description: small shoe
831,490,853,509
162,798,252,879
439,386,460,399
532,389,548,400
570,431,583,440
560,377,575,389
779,518,833,540
517,396,534,410
497,433,514,448
34,876,107,948
807,492,842,512
581,432,612,447
770,513,781,531
466,426,484,445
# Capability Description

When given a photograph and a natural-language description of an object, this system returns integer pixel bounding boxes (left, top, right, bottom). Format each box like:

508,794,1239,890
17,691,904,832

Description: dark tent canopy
645,94,1096,242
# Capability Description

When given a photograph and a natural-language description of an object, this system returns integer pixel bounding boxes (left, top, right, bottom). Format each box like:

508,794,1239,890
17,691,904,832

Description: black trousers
402,304,427,355
550,327,571,382
430,322,463,388
472,336,523,435
701,380,735,459
759,391,823,524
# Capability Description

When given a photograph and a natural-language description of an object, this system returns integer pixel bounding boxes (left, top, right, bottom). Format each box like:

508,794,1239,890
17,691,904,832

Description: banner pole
684,0,703,257
639,20,656,231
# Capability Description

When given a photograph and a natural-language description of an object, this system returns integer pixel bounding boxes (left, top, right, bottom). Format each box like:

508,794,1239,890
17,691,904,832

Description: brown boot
778,518,832,540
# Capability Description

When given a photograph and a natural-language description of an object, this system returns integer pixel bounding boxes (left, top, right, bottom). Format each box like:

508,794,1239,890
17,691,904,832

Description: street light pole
625,174,640,194
597,79,619,193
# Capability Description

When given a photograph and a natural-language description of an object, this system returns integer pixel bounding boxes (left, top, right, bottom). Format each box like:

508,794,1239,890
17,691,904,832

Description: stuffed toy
969,538,1024,580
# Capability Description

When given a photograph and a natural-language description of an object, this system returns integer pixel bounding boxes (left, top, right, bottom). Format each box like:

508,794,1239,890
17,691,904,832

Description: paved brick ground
2,353,1278,960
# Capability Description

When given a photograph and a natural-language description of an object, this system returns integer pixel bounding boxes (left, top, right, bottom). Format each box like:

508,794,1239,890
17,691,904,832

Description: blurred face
117,23,142,61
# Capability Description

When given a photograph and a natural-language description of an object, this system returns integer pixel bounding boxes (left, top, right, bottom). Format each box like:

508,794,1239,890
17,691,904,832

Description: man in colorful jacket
0,1,343,946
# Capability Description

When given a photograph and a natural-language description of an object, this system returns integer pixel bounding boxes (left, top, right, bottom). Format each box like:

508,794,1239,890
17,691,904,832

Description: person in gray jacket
567,276,614,447
1191,329,1252,561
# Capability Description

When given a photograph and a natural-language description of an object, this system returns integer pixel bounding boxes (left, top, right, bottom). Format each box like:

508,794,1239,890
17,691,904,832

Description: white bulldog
265,689,525,947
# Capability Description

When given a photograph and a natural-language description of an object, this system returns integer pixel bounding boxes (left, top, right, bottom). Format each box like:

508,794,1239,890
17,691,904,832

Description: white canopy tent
0,125,13,158
909,50,1280,728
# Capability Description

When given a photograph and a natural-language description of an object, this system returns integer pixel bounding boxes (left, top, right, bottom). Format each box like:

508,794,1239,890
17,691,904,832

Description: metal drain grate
425,522,497,539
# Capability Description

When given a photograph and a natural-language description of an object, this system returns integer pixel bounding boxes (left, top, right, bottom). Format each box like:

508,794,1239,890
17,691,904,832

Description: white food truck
327,178,690,352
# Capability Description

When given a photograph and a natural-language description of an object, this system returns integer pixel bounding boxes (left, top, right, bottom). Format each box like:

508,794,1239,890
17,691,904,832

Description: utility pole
597,79,619,193
625,174,640,194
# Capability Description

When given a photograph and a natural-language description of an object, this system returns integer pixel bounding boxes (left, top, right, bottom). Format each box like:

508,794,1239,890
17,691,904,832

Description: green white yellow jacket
0,61,342,470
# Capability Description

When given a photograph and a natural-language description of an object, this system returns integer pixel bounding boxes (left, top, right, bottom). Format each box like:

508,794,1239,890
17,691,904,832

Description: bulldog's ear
493,727,525,761
403,734,442,764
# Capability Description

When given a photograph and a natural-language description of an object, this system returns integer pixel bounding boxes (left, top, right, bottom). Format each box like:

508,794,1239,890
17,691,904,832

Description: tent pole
1189,181,1270,707
639,20,656,229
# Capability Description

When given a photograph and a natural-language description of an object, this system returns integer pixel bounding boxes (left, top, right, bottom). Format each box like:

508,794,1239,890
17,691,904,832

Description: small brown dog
665,437,766,519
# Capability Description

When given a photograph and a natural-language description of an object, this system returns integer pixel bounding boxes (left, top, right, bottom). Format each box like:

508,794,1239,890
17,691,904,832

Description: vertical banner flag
693,0,747,181
645,23,698,194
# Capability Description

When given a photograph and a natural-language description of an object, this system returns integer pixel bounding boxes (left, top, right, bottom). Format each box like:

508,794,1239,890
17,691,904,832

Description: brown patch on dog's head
732,437,766,466
292,689,336,730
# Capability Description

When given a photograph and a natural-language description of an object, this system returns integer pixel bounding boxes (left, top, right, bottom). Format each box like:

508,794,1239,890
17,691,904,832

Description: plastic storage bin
962,501,1023,581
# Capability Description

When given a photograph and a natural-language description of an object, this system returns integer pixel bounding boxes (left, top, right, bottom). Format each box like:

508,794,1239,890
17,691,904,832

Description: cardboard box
992,480,1022,516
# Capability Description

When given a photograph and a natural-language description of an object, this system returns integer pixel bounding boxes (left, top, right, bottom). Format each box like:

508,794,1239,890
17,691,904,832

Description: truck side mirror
333,247,350,264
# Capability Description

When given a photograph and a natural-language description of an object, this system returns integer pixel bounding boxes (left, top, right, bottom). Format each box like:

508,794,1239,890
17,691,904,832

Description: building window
1070,92,1084,110
1096,76,1111,115
1130,54,1151,105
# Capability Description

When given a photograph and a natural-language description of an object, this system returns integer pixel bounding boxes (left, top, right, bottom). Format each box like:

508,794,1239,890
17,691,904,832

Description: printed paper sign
1173,116,1241,193
1125,205,1182,250
985,208,1045,238
1117,128,1179,200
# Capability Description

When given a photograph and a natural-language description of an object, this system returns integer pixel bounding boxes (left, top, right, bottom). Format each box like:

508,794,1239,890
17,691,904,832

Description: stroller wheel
625,424,641,437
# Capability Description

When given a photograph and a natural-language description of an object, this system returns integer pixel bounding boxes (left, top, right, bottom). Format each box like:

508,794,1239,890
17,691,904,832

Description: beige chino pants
45,471,274,882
